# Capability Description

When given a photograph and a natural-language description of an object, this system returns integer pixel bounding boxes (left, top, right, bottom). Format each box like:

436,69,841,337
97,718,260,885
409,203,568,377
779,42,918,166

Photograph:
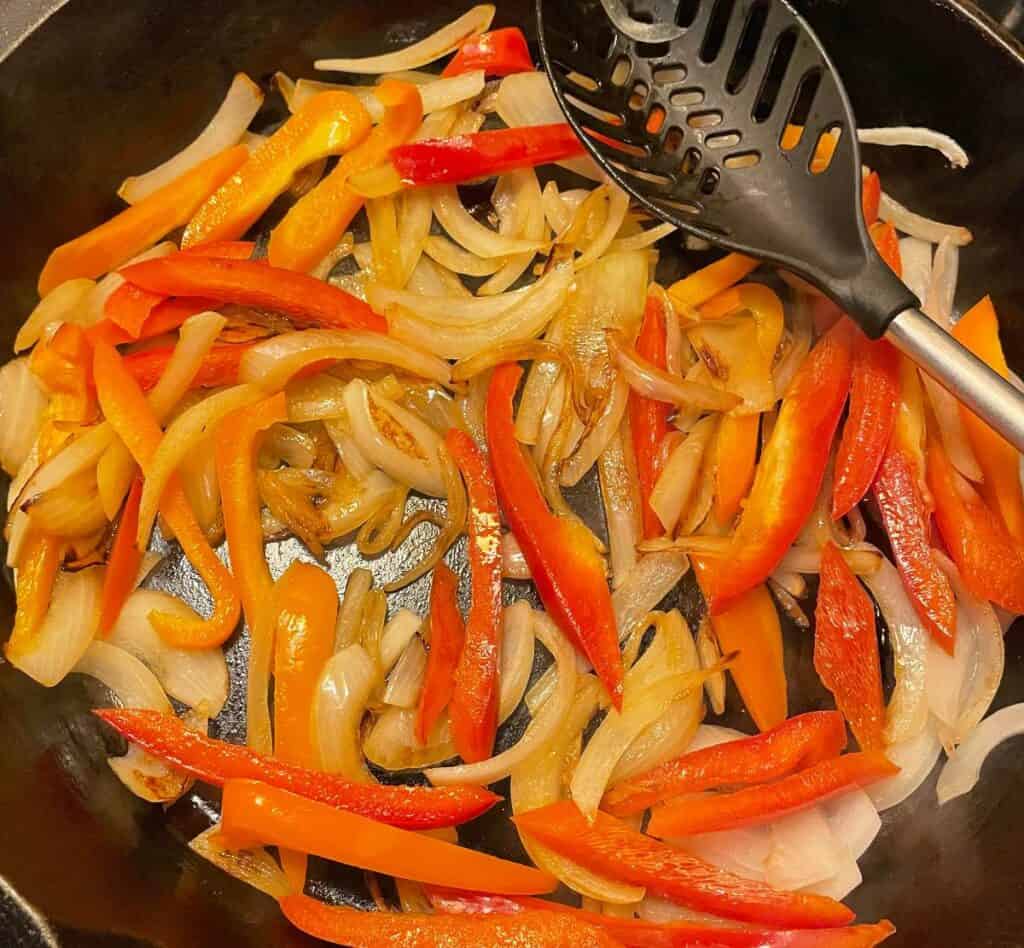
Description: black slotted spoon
536,0,1024,451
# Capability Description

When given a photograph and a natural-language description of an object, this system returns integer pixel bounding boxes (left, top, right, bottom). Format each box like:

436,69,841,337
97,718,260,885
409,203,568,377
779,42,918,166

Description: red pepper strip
513,801,854,928
630,291,672,538
442,27,535,78
122,342,254,393
118,256,385,333
418,561,466,744
426,888,897,948
105,282,165,338
92,341,241,648
487,364,624,708
94,708,499,828
814,543,886,750
446,428,504,763
704,322,855,614
869,221,902,277
647,751,898,838
861,171,881,226
222,780,553,894
603,710,847,817
391,125,585,188
279,894,618,948
86,297,221,347
927,431,1024,613
98,476,144,635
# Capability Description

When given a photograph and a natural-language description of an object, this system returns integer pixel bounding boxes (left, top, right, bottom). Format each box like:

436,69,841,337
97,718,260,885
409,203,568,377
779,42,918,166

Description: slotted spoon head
535,0,916,335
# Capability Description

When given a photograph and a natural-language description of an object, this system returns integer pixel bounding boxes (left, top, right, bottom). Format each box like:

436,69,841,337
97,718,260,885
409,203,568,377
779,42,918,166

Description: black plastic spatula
536,0,1024,451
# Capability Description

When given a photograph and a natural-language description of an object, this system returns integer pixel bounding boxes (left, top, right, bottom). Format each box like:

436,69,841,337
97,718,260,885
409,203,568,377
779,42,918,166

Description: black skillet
1,1,1024,945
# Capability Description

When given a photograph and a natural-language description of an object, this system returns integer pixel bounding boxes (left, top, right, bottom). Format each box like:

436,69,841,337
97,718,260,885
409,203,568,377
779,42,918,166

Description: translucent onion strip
649,415,717,533
867,725,941,812
878,190,972,246
497,601,537,721
502,532,531,580
561,375,630,487
858,127,968,168
383,637,427,708
335,568,373,650
597,424,642,589
0,359,47,477
937,703,1024,805
189,825,291,899
424,236,506,277
431,185,546,259
315,643,377,781
15,278,95,353
612,551,690,642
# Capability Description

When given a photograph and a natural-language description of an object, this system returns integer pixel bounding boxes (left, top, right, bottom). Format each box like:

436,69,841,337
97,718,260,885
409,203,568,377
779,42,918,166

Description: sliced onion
239,328,452,391
574,185,630,270
515,329,565,445
383,636,427,708
295,71,484,121
924,237,959,329
562,375,630,486
867,724,942,811
497,601,537,721
673,824,771,883
119,74,264,204
610,697,703,786
650,415,718,533
775,545,881,576
334,567,374,651
315,5,494,73
878,190,972,246
764,808,843,891
937,703,1024,804
613,551,690,642
609,222,677,254
380,608,423,672
6,566,104,687
858,127,968,168
364,705,457,770
424,235,505,276
898,236,933,301
25,467,107,538
259,423,317,469
149,311,228,420
15,278,96,353
597,426,642,589
479,169,547,296
697,617,726,716
189,825,291,899
315,643,377,781
823,787,881,862
0,359,47,477
107,589,229,715
287,374,349,423
502,532,531,580
432,185,546,259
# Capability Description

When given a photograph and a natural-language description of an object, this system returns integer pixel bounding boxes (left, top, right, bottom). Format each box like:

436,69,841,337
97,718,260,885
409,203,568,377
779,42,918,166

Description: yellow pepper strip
4,532,63,662
713,413,759,525
214,394,288,754
952,295,1024,543
38,145,248,295
92,342,241,649
182,92,372,249
667,253,759,313
268,80,423,273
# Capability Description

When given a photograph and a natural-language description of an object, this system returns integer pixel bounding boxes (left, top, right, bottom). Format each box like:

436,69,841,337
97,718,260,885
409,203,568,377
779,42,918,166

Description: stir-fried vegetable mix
5,5,1022,944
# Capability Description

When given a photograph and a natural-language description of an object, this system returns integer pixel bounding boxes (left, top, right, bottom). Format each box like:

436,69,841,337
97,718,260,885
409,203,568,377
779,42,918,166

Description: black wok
1,1,1023,945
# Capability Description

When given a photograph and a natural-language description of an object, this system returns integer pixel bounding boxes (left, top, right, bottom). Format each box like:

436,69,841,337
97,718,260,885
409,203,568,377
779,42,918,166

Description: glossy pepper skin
98,476,144,635
122,342,255,392
445,428,503,763
486,363,624,708
87,297,221,348
603,710,847,817
417,561,466,744
442,27,535,78
647,751,897,837
94,709,499,828
513,801,854,929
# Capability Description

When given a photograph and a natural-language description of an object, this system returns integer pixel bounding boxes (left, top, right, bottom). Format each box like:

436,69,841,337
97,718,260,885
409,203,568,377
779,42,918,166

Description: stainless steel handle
886,307,1024,453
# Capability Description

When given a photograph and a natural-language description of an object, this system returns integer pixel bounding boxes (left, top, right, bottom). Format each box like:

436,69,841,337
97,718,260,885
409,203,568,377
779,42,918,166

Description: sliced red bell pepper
814,541,886,751
927,430,1024,614
122,342,254,392
445,428,502,763
391,125,585,187
513,801,854,928
487,364,624,709
442,27,535,78
861,171,881,226
98,476,144,635
868,221,901,277
105,282,166,339
221,780,553,894
418,561,466,744
426,888,898,948
86,297,221,347
118,255,385,332
95,708,497,828
703,322,855,614
603,710,847,817
279,894,618,948
630,291,672,539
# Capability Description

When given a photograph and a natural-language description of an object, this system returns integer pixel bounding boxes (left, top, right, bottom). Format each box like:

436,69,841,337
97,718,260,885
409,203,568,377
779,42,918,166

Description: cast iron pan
1,1,1023,945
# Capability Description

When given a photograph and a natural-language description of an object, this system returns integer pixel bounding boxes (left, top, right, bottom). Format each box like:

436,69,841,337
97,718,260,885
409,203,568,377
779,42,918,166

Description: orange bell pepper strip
603,710,847,817
96,708,499,827
29,322,96,425
487,364,624,708
712,413,759,524
446,428,504,763
868,221,901,277
861,171,882,226
122,342,255,393
4,532,62,662
814,542,886,750
951,295,1024,543
927,430,1024,614
214,394,287,753
279,893,619,948
417,561,466,744
221,780,554,894
179,240,256,260
667,253,759,313
38,145,248,295
268,80,423,273
98,476,144,635
92,341,241,648
182,92,372,248
442,27,535,78
86,297,221,347
703,322,855,614
647,751,898,838
104,282,166,339
118,255,386,332
513,801,853,928
629,291,672,538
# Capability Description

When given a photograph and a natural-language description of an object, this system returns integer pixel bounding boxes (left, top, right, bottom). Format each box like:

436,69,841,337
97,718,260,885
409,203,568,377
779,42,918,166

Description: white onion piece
867,725,942,812
296,71,484,119
432,185,546,259
383,637,427,708
497,601,536,721
119,74,264,204
609,222,677,254
673,824,771,883
515,320,565,445
805,853,863,902
240,328,452,391
609,696,703,785
15,278,95,353
898,237,933,301
937,703,1024,804
612,551,690,642
502,532,532,580
380,608,423,672
597,426,642,589
149,311,228,420
574,185,630,270
423,236,505,276
858,127,968,168
189,825,291,899
764,808,842,891
7,567,104,687
925,237,959,328
650,415,717,533
561,375,630,486
688,723,748,750
823,788,881,862
479,169,546,296
775,545,881,576
364,705,456,770
315,5,494,73
636,897,726,925
878,190,972,246
107,590,229,715
426,614,576,787
926,619,973,734
697,618,726,716
315,644,377,781
862,555,930,745
0,358,48,476
343,379,444,496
